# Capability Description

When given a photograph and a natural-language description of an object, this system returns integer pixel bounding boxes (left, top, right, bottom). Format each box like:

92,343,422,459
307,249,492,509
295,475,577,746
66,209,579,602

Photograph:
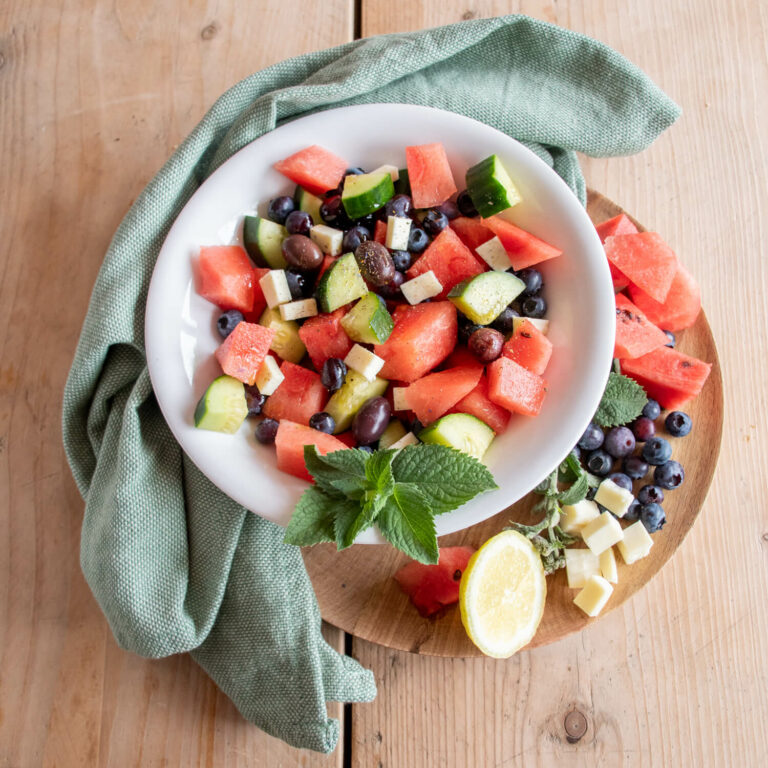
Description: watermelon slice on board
613,293,669,359
262,361,328,426
595,214,638,291
273,145,348,196
604,232,678,303
275,420,350,482
627,262,702,331
398,365,483,425
405,143,458,209
482,216,562,271
214,322,275,386
197,245,256,314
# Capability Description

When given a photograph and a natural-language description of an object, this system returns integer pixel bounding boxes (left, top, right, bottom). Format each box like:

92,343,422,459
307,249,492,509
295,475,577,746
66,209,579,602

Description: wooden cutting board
303,190,723,657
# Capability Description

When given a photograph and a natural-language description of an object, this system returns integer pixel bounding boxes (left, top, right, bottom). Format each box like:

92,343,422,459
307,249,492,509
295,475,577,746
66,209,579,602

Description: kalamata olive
285,210,313,236
281,234,324,271
378,269,404,298
244,385,265,416
354,241,395,286
468,327,504,363
436,200,460,220
320,195,351,228
285,269,313,299
352,396,391,445
457,190,478,217
321,358,347,392
255,418,279,444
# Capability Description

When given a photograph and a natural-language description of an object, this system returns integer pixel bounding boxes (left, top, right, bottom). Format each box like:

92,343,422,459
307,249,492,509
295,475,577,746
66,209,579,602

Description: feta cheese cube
616,520,654,565
371,164,399,181
259,270,292,308
564,549,600,589
310,224,343,256
344,344,385,382
581,512,624,556
392,386,410,412
573,574,614,617
599,547,619,584
278,298,318,321
400,270,443,305
594,479,635,518
475,236,512,271
560,499,601,535
511,316,550,335
389,432,419,449
254,355,284,396
386,215,412,251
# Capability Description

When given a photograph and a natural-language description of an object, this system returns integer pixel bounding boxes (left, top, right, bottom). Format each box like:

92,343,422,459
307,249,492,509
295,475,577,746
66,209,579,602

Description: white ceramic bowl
145,104,614,544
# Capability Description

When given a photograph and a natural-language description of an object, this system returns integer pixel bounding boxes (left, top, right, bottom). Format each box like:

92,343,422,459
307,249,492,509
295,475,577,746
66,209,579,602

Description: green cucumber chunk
316,252,369,313
194,375,248,434
341,171,395,219
394,168,410,195
243,215,287,268
293,185,323,224
448,271,525,325
378,419,407,449
465,154,522,218
418,413,495,460
340,291,394,344
325,370,389,433
259,307,306,363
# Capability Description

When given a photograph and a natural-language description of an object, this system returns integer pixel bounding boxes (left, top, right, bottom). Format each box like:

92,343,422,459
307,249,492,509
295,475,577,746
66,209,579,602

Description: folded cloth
62,15,679,753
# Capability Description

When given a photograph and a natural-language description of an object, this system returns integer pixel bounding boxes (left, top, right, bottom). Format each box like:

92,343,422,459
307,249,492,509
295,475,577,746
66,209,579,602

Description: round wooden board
302,190,724,657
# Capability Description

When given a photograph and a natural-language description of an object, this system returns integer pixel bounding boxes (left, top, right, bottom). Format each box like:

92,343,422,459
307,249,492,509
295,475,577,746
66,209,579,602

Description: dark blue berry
456,190,478,217
608,472,633,491
345,166,365,176
623,455,649,480
309,411,336,434
641,436,672,465
391,250,412,272
267,195,295,224
578,422,604,451
642,399,661,420
654,460,685,490
285,269,310,300
604,426,636,458
624,499,642,521
285,210,313,236
321,358,347,392
422,209,449,237
517,268,543,296
586,449,613,476
491,305,520,334
217,309,244,338
640,502,666,533
358,445,374,454
320,195,351,228
665,411,692,437
637,484,664,505
521,295,547,319
354,213,377,230
436,200,460,220
244,386,265,417
342,225,370,253
407,226,429,253
255,418,279,444
631,416,655,442
458,320,483,345
384,194,412,219
664,330,676,348
409,417,424,433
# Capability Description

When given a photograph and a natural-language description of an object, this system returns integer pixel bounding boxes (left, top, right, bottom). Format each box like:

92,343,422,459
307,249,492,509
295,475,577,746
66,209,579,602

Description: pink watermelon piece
502,319,553,375
273,145,347,196
405,143,458,209
214,322,275,386
627,262,702,332
400,365,483,425
614,293,669,359
604,232,678,303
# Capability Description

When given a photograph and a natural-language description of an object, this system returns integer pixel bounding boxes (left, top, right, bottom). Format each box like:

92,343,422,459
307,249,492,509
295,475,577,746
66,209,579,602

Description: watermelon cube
613,293,669,359
373,219,387,245
450,374,511,435
197,245,256,314
298,308,353,371
595,215,637,292
627,262,701,331
482,216,562,271
450,216,495,252
273,145,348,196
275,420,349,482
214,322,275,386
374,301,457,383
244,266,272,322
442,345,481,369
406,227,485,299
405,143,458,209
604,232,678,303
399,365,483,425
502,319,553,375
487,357,547,417
262,361,328,426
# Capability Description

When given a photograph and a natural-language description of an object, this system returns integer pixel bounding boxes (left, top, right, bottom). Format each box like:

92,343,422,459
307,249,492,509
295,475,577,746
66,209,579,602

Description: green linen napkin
62,14,679,753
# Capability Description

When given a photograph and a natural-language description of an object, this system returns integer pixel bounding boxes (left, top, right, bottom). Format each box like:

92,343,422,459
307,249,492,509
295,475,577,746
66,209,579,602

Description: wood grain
0,1,352,766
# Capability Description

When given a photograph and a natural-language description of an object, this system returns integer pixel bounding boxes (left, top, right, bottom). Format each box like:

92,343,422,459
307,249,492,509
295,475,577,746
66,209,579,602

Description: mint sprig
594,371,647,428
284,444,498,564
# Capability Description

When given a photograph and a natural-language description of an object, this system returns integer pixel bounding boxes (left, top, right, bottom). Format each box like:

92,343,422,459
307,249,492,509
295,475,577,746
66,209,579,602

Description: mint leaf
334,500,373,550
558,451,582,483
283,487,338,546
391,444,497,515
594,372,647,428
376,483,438,564
304,446,368,498
557,472,589,505
365,449,395,497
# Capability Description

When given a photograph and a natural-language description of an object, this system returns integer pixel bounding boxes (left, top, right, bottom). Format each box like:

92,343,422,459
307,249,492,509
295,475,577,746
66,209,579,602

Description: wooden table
2,1,766,765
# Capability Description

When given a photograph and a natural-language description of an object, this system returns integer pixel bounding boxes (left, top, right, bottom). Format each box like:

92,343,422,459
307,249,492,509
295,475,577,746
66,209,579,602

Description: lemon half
459,530,546,658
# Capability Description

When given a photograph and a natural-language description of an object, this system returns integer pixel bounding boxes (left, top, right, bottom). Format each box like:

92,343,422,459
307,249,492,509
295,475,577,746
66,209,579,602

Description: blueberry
654,460,685,490
491,305,520,334
458,320,483,345
422,209,449,237
608,472,633,491
578,422,605,451
624,499,642,521
586,449,613,476
285,210,313,236
637,484,664,505
521,295,547,319
377,269,404,298
665,411,692,437
642,399,661,420
623,455,649,480
640,502,666,533
516,268,543,296
321,358,347,392
267,195,295,224
409,417,424,434
342,225,370,253
285,269,310,300
309,411,336,434
664,330,676,348
255,418,279,444
384,194,412,219
436,200,460,220
353,213,377,230
345,166,365,176
604,426,636,458
217,309,244,338
456,190,478,217
407,226,429,253
358,445,374,454
641,436,672,465
631,416,655,442
391,250,412,272
243,385,265,417
320,195,351,228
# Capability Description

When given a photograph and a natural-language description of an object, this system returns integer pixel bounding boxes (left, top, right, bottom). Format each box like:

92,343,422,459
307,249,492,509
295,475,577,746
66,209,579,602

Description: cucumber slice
341,171,395,219
378,419,407,449
316,252,368,313
465,155,522,218
325,370,388,433
243,215,287,268
259,307,306,363
394,168,410,195
340,291,394,344
293,185,323,223
194,375,248,434
418,413,495,460
448,271,525,325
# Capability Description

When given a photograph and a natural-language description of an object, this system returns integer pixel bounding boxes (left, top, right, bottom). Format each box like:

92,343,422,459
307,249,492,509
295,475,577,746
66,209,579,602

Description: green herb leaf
594,372,647,428
557,472,589,505
558,451,582,483
283,486,339,546
334,500,374,550
365,448,395,497
304,446,368,498
377,483,438,564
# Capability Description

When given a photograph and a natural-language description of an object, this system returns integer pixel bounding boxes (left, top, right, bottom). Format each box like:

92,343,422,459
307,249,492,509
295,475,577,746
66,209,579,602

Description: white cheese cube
309,224,343,256
560,499,601,535
392,386,410,412
371,164,399,181
386,215,412,251
254,355,284,396
475,236,512,271
599,547,619,584
511,316,550,335
617,521,654,565
564,549,600,589
343,344,385,382
401,270,443,305
389,432,419,449
259,270,292,308
594,479,634,518
581,512,624,556
278,298,318,321
573,574,614,617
